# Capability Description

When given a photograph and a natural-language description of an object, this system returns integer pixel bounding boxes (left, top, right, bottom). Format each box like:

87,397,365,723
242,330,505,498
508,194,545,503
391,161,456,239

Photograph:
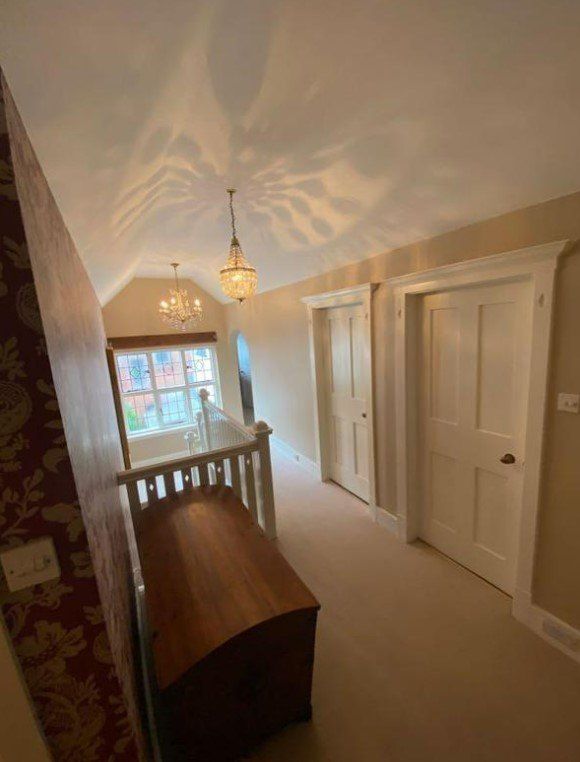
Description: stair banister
117,397,277,539
253,420,276,540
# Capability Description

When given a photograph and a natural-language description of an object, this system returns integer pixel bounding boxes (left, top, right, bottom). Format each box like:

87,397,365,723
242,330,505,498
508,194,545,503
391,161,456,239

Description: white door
324,304,370,502
419,280,532,594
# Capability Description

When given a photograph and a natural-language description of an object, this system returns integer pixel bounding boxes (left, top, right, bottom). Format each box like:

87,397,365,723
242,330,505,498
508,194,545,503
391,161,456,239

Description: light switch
557,393,580,414
0,537,60,593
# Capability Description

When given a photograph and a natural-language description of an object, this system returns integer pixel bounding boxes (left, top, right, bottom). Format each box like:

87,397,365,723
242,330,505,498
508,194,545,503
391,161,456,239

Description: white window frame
114,343,222,440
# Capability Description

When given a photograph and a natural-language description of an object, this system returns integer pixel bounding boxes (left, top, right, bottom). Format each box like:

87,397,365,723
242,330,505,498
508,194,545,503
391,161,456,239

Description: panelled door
323,304,370,502
419,280,532,594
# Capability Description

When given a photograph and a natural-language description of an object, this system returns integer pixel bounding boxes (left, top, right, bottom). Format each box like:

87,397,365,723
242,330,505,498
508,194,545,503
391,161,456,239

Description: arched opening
235,332,255,425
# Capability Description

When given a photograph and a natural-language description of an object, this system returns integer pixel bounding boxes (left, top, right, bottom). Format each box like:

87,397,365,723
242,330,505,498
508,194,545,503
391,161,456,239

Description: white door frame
390,240,568,612
302,284,378,507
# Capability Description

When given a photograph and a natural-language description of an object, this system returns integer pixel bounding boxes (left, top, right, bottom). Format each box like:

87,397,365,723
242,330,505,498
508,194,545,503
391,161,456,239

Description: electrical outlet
0,537,60,592
557,393,579,414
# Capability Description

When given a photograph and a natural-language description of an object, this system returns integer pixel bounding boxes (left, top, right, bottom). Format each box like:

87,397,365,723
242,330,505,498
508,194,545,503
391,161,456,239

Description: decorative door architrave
301,284,378,510
388,241,568,620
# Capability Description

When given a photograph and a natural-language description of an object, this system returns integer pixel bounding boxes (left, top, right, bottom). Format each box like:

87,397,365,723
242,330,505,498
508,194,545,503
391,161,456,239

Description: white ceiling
2,0,580,304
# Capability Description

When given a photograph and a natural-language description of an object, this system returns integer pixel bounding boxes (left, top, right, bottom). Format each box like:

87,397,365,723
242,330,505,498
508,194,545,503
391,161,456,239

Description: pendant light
158,262,203,331
219,188,258,303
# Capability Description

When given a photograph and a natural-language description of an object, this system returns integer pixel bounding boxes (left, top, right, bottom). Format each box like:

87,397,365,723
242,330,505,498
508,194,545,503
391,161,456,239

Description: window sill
127,422,198,442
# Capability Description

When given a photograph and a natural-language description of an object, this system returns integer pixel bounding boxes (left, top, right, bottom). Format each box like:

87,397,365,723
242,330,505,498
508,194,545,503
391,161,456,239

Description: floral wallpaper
0,77,143,759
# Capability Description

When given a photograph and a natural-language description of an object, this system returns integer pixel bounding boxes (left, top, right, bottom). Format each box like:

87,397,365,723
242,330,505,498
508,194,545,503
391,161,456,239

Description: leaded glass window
115,344,220,436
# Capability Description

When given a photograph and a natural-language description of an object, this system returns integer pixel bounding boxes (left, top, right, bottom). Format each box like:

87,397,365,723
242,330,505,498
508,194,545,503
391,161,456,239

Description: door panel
332,415,346,465
350,314,366,399
477,301,516,435
473,467,509,558
328,317,345,395
353,421,369,478
430,451,459,533
430,306,460,424
324,304,370,501
420,281,532,593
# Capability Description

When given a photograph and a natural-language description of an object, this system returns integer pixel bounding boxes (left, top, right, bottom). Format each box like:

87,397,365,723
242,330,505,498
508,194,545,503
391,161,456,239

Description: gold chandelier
219,188,258,303
158,262,203,331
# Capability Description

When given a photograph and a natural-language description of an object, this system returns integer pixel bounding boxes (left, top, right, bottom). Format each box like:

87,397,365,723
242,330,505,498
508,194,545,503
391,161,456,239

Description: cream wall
102,277,243,463
224,190,580,632
100,194,580,632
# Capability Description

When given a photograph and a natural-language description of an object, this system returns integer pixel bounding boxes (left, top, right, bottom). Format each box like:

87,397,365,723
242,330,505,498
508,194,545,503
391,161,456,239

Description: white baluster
181,467,193,491
198,461,210,487
243,453,258,524
230,455,242,499
215,458,225,486
163,472,176,497
194,411,205,451
145,476,159,506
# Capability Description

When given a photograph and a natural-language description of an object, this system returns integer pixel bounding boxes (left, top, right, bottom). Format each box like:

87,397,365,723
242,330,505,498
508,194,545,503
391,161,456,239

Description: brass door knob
362,412,367,418
500,453,516,464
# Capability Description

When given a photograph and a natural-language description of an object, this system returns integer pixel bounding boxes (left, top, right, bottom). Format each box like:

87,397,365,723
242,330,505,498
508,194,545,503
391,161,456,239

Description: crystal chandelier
158,262,203,331
219,188,258,303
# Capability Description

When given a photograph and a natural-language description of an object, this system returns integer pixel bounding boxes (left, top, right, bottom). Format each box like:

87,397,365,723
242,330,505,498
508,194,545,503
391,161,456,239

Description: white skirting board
513,590,580,665
270,436,321,478
271,437,580,666
271,437,399,533
372,514,580,665
365,503,399,536
270,438,397,536
375,506,399,535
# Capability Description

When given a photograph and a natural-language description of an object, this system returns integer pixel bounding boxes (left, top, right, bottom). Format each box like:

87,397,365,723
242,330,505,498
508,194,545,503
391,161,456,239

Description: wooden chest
136,486,320,761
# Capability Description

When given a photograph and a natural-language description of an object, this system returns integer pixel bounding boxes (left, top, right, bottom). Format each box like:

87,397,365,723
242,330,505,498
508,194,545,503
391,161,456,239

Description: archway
235,332,255,425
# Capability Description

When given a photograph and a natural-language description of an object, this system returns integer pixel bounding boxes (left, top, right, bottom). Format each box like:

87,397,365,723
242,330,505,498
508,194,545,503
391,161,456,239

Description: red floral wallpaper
0,75,144,759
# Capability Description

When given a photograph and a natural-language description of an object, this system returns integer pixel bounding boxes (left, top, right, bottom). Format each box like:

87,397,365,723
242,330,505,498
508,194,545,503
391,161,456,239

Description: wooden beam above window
107,332,217,350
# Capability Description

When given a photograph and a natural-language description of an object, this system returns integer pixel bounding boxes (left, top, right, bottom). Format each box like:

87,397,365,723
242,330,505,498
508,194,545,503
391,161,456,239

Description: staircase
117,388,276,538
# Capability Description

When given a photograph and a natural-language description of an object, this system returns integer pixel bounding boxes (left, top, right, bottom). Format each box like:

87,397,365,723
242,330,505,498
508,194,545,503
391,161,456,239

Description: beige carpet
249,451,580,762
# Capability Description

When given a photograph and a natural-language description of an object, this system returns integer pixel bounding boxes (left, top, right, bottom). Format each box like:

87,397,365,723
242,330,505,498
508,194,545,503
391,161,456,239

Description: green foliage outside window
124,403,141,432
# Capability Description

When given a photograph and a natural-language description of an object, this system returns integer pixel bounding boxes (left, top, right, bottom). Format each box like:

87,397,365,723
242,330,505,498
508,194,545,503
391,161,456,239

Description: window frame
114,343,221,440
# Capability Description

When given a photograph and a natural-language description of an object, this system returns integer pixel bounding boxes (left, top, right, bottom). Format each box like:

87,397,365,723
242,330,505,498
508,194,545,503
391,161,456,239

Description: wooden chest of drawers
136,486,320,761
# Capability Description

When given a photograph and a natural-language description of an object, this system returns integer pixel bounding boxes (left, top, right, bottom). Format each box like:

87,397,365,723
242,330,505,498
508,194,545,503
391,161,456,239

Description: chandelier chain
227,188,237,239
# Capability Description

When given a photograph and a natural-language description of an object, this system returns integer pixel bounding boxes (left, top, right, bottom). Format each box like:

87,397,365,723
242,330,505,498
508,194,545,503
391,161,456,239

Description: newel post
194,411,206,451
253,421,277,539
199,388,212,450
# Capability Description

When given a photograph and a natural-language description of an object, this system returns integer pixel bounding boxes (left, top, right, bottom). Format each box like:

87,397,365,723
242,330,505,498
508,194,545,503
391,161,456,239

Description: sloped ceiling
1,0,580,303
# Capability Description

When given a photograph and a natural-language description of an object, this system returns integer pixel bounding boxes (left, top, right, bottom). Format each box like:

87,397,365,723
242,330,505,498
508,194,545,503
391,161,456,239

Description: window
115,345,220,436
